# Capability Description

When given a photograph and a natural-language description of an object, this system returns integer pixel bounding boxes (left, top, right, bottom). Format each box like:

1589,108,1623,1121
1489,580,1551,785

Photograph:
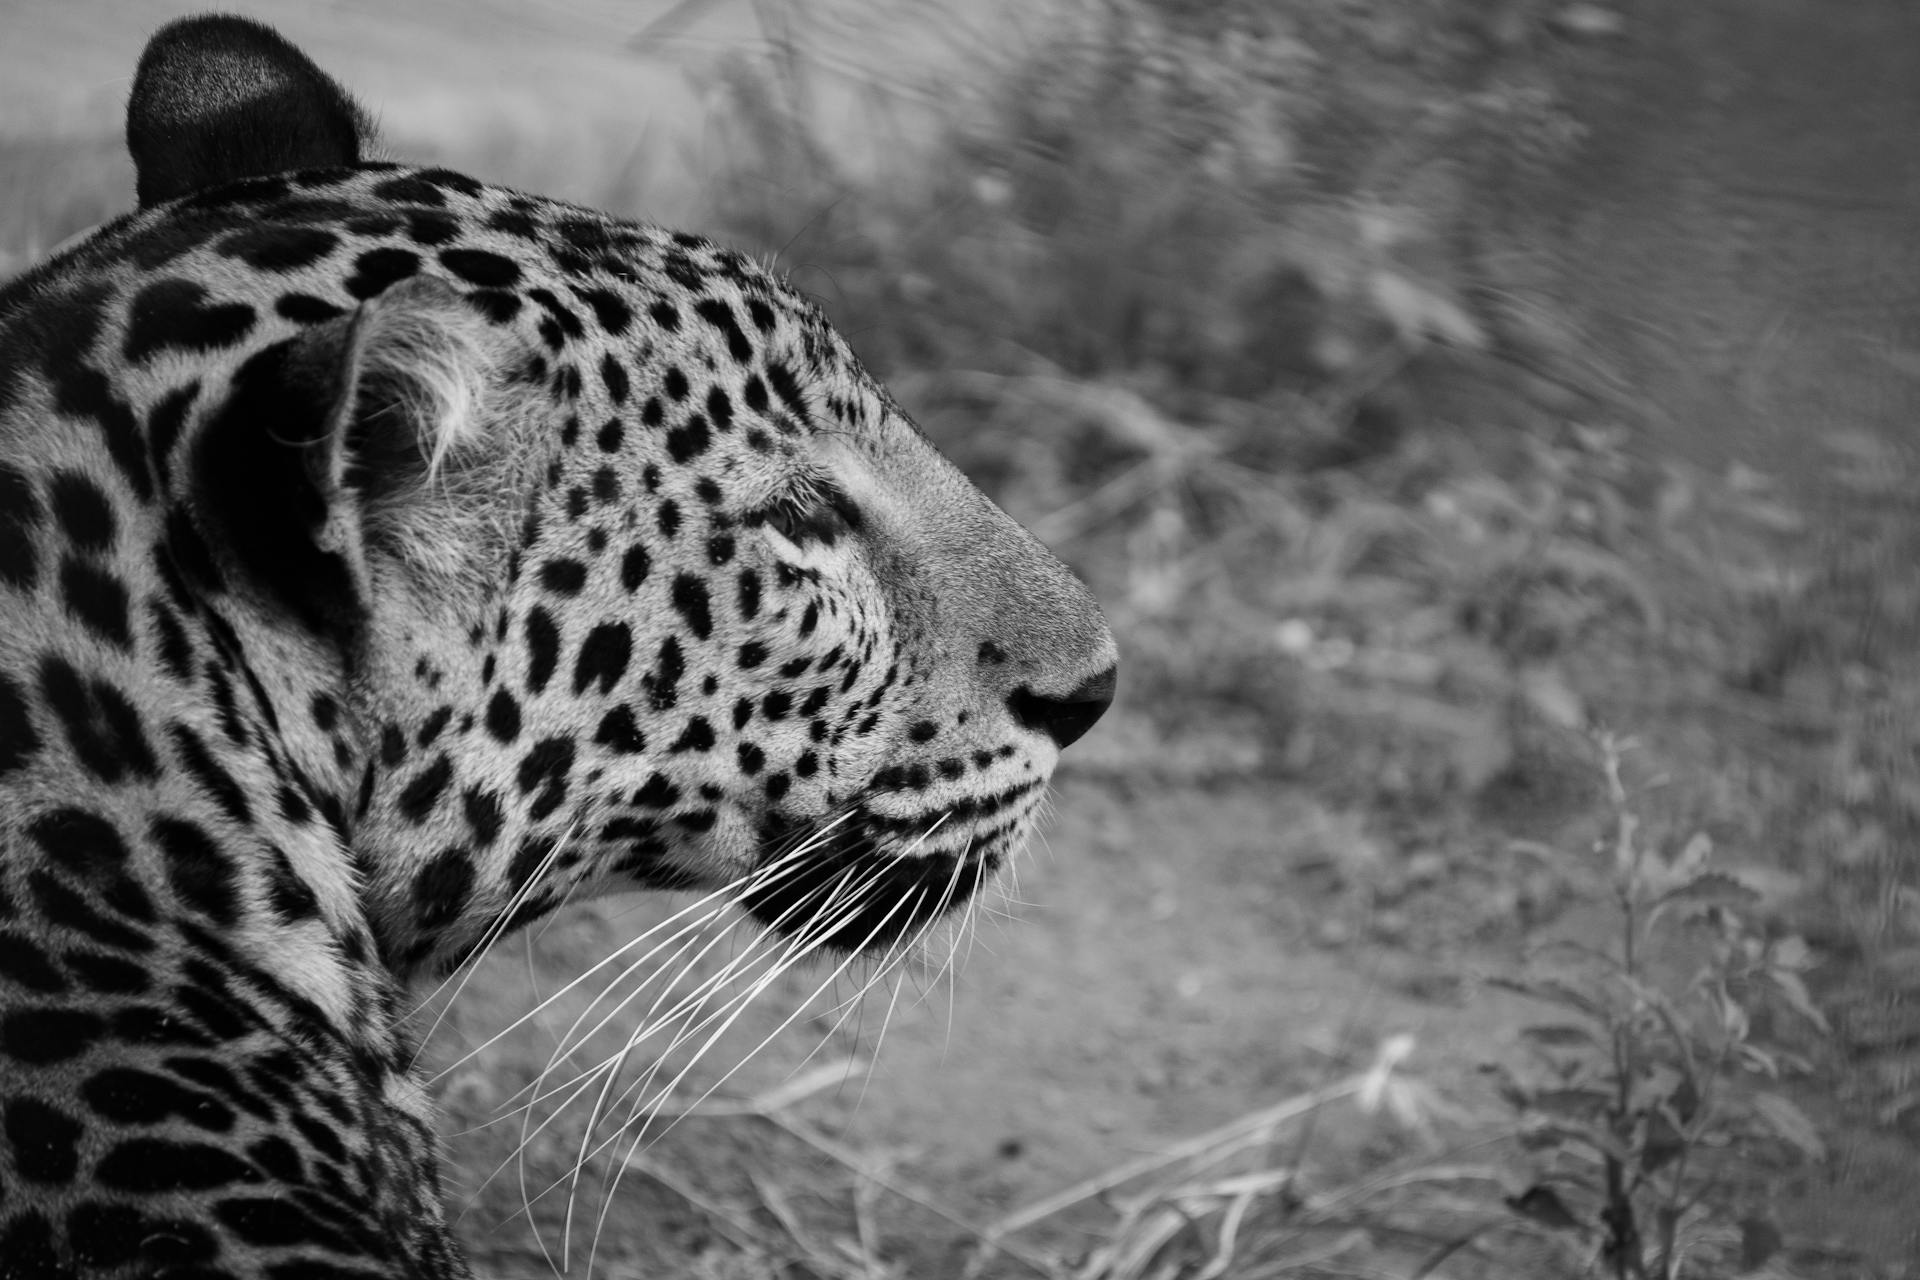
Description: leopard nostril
1008,664,1117,750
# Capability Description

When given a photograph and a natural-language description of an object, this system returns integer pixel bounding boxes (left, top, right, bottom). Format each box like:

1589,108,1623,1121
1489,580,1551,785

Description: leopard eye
760,484,862,547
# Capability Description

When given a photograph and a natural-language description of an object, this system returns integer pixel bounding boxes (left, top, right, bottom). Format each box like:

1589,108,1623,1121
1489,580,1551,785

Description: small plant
1489,733,1830,1279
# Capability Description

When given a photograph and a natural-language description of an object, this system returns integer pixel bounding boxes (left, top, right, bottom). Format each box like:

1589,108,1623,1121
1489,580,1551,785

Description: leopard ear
194,276,512,637
127,14,373,208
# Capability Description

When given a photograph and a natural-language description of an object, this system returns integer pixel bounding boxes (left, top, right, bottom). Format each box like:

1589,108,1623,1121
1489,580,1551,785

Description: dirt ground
5,1,1920,1275
420,2,1920,1271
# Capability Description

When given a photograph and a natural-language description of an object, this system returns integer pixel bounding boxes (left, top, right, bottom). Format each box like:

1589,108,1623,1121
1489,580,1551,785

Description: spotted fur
0,15,1116,1278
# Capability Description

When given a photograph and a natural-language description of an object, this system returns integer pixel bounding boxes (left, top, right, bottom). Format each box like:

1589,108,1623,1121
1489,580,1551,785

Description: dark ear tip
140,13,292,55
127,13,371,208
131,14,328,126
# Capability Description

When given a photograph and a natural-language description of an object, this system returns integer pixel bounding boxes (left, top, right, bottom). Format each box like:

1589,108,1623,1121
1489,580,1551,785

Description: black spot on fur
407,211,461,245
58,363,155,503
669,716,716,753
124,279,257,364
146,383,198,489
48,473,115,551
667,413,710,463
0,933,67,994
84,1067,234,1132
671,574,713,640
398,754,453,824
216,225,340,271
539,559,587,596
574,623,632,696
593,706,646,754
416,705,453,747
95,1138,255,1192
735,570,763,622
0,1213,59,1277
0,465,43,589
441,247,522,289
39,656,159,783
276,293,346,324
415,167,484,198
530,288,584,345
67,1203,214,1270
525,608,560,693
516,738,574,822
346,211,402,237
412,847,474,933
620,544,650,592
0,1007,105,1065
601,357,629,407
694,298,754,362
266,847,321,922
143,601,192,686
5,1098,84,1184
58,557,132,649
168,723,251,824
0,672,42,777
25,810,132,897
485,689,522,743
374,173,448,206
65,949,150,995
464,289,521,324
344,246,420,299
634,635,682,713
488,208,540,240
766,360,810,423
578,287,631,335
462,787,504,848
505,838,553,894
592,467,619,505
631,773,678,808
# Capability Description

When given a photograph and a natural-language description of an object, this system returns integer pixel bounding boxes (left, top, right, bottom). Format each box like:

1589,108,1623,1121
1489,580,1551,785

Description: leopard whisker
431,883,744,1085
407,820,583,1061
583,878,924,1273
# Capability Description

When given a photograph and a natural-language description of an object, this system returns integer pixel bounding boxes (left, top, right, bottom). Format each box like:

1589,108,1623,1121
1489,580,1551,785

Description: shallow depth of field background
6,1,1920,1276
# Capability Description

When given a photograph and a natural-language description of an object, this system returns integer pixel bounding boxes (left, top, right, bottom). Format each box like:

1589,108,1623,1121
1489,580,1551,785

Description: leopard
0,14,1116,1278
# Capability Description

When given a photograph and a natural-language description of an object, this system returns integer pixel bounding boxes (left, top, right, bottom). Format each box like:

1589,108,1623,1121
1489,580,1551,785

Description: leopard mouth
739,811,996,952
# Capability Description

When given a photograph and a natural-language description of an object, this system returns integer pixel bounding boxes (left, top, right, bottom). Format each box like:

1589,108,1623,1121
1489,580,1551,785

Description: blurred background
6,1,1919,1275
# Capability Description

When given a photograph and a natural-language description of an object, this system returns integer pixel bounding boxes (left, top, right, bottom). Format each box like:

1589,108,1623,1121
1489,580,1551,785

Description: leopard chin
740,812,998,951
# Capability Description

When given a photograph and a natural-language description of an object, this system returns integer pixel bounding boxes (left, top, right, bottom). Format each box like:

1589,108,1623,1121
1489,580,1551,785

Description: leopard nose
1008,664,1117,749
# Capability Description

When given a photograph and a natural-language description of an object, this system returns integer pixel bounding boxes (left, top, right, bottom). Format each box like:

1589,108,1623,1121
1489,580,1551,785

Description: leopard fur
0,15,1115,1278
